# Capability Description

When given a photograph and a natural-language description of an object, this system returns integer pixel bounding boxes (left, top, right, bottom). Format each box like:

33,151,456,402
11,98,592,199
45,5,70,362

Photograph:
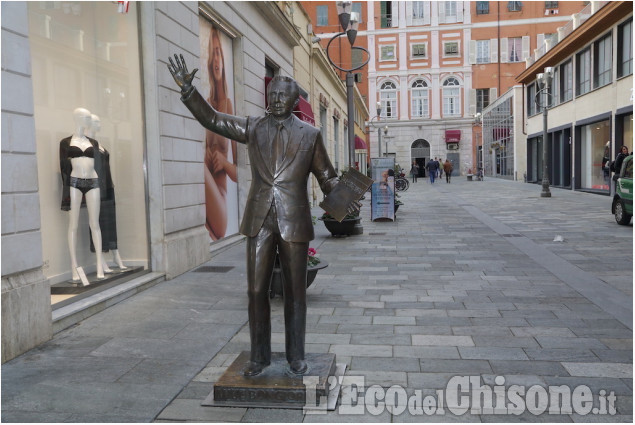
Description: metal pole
540,88,551,197
378,126,382,157
346,72,355,168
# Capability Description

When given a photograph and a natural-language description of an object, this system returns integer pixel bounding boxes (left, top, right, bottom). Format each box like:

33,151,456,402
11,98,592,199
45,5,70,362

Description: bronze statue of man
168,54,355,376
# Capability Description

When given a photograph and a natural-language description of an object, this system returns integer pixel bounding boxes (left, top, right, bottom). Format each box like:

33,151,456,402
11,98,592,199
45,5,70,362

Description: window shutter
469,40,476,64
500,38,508,63
469,89,477,115
424,1,431,25
406,1,413,25
380,1,387,27
521,36,530,61
490,87,497,101
439,3,445,23
392,3,399,27
457,1,464,21
537,33,545,50
490,38,498,62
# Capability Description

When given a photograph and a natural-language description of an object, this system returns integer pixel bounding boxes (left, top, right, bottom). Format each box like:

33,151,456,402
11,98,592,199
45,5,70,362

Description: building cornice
517,1,632,84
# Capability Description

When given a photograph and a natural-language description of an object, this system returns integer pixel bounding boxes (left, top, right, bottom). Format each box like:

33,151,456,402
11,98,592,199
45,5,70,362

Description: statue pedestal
202,351,345,411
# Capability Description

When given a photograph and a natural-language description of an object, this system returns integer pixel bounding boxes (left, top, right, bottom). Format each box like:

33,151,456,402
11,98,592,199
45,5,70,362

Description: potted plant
270,248,329,298
394,193,403,213
319,210,362,237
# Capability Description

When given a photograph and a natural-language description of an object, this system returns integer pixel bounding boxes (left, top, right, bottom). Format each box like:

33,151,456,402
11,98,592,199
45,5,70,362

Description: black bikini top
67,145,95,159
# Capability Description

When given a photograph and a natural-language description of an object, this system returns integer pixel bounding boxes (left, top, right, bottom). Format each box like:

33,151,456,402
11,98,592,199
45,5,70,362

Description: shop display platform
51,266,143,295
203,351,345,410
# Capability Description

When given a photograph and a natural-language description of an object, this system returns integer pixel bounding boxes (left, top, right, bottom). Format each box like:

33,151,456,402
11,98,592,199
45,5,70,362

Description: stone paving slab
2,178,632,422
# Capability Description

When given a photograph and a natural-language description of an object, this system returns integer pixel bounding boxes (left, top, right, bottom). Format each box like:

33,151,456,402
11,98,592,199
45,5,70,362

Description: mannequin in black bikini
61,107,105,282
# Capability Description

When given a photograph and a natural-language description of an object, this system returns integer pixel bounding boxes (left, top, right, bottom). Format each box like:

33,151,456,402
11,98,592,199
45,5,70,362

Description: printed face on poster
371,157,395,222
199,17,239,241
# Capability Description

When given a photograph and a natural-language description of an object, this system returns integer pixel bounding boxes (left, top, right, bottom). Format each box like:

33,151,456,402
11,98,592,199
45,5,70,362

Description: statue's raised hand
167,54,198,93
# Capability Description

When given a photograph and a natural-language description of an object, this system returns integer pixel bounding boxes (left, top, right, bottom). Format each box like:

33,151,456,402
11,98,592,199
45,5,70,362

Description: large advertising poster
371,157,395,221
199,17,239,240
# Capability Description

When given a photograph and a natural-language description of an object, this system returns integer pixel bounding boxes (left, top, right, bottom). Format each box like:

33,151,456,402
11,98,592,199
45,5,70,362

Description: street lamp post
326,1,370,168
383,127,390,156
368,102,385,157
535,67,554,198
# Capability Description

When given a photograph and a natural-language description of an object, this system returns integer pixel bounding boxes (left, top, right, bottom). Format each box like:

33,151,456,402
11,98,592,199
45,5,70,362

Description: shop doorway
411,139,430,177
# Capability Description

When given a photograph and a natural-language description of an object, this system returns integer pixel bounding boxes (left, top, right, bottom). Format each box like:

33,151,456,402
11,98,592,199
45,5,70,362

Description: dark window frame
316,5,328,26
559,59,573,103
476,1,489,14
593,32,612,89
576,47,591,96
544,1,558,9
618,18,633,78
508,1,522,12
476,89,490,113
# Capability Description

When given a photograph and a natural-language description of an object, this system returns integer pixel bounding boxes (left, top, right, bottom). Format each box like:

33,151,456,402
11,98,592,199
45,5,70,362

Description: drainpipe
497,1,501,95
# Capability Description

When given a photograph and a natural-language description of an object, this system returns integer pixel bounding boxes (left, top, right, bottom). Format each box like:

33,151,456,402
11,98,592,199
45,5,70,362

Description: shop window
411,79,429,118
317,5,328,26
579,120,610,191
618,19,633,78
593,33,612,89
27,2,148,302
476,40,490,63
476,1,489,15
559,59,573,102
508,1,522,12
476,89,489,113
380,81,398,118
576,47,591,96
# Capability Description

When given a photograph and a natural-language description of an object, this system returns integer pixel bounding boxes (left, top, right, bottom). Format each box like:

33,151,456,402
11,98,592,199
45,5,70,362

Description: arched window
380,81,398,118
442,77,461,116
411,79,429,118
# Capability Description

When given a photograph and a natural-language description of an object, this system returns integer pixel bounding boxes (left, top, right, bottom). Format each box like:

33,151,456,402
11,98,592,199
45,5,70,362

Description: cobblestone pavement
2,178,632,422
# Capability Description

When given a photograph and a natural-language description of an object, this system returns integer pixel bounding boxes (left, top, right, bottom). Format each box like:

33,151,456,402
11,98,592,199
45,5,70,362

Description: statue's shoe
289,359,308,375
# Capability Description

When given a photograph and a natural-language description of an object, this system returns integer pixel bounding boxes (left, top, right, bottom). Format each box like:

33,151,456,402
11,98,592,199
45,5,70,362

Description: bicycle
395,177,409,191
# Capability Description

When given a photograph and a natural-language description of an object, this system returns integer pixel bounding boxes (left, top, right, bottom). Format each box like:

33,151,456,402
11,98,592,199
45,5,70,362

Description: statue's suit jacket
182,88,338,242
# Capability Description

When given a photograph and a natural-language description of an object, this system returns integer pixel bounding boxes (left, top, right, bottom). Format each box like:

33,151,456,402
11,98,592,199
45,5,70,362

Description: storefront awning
355,136,367,150
294,96,315,126
493,128,511,140
445,130,461,143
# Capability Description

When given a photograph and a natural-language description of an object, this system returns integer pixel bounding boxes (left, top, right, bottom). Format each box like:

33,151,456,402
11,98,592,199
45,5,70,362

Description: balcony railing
527,1,609,66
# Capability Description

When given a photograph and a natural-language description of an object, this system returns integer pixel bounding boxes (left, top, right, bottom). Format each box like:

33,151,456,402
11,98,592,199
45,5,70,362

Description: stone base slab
202,351,344,410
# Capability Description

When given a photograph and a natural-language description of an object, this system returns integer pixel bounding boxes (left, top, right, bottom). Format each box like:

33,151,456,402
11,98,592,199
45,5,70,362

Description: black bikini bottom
70,177,99,195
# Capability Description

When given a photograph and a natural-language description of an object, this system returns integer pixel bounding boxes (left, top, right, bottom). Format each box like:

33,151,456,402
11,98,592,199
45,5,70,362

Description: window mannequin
88,114,127,271
59,107,104,281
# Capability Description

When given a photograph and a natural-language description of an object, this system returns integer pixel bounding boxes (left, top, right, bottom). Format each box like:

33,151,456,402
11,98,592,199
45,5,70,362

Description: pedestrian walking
425,159,438,183
409,161,419,183
438,158,444,179
443,159,453,183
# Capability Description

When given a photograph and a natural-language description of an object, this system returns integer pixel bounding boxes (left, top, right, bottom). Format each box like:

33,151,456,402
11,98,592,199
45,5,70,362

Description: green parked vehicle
612,154,633,225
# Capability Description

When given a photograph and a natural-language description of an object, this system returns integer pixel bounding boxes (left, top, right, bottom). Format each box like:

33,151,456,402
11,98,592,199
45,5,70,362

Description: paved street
2,177,632,422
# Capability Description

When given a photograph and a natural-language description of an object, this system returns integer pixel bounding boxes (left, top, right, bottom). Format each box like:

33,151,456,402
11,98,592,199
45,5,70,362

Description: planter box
270,260,329,298
320,217,362,237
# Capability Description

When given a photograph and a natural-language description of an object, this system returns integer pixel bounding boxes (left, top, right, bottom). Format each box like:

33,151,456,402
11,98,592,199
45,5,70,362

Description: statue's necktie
272,122,284,171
